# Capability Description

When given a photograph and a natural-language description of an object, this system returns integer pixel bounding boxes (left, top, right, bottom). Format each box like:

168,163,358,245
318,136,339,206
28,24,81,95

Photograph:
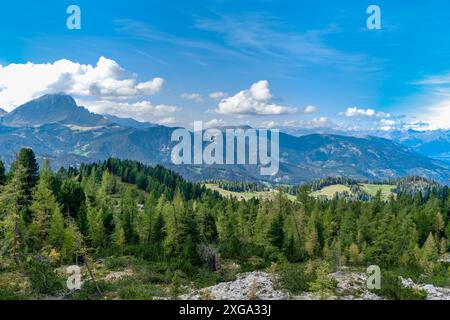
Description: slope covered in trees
0,148,449,299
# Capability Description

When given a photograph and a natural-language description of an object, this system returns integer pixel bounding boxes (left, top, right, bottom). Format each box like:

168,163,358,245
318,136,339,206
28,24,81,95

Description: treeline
0,149,449,292
309,177,362,191
389,176,442,198
209,180,269,193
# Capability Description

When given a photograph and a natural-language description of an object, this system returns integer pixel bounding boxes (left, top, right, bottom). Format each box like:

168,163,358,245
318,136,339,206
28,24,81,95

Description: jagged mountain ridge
0,94,449,185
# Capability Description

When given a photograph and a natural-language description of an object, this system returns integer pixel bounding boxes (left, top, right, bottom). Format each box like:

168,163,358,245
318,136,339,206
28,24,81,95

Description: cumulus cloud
181,92,203,102
341,107,390,118
341,107,375,117
214,80,297,115
82,100,181,123
303,105,318,114
0,57,164,111
209,91,228,100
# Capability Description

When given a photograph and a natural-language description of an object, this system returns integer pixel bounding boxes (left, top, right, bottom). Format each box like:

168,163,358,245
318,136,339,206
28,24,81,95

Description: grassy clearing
310,183,395,200
361,184,395,199
204,184,297,201
310,185,351,199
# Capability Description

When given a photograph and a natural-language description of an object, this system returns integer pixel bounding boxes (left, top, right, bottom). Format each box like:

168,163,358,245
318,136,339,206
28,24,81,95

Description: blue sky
0,0,450,130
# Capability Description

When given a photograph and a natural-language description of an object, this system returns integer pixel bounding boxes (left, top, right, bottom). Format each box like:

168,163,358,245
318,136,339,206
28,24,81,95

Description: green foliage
277,262,316,294
170,271,182,300
308,261,337,299
24,256,63,295
13,148,39,199
376,271,427,300
0,160,6,186
0,149,449,299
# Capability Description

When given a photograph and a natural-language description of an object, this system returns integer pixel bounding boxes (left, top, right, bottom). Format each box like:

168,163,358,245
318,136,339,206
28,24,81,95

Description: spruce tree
0,160,6,185
0,163,28,265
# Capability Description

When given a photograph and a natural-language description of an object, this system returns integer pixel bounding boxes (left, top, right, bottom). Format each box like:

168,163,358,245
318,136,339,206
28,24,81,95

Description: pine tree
418,233,439,274
60,179,87,234
48,206,65,251
61,220,83,263
12,148,39,199
86,207,106,248
268,214,284,250
0,160,6,185
149,213,166,260
29,170,61,250
0,163,29,265
121,187,139,244
305,212,318,257
309,261,336,299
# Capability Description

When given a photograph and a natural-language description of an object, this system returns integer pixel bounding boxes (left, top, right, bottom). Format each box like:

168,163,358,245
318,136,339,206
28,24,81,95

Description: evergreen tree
309,261,336,299
29,170,61,250
48,206,65,251
0,160,6,185
268,214,284,250
13,148,39,198
0,163,28,265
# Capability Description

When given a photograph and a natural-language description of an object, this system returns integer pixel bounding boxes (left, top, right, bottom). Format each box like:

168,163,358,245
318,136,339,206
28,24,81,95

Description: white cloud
421,99,450,130
215,80,297,115
414,73,450,129
0,57,164,111
249,80,272,101
209,91,228,100
416,73,450,85
379,119,396,126
340,107,391,118
81,100,181,123
204,118,226,129
303,105,318,114
341,107,376,117
260,121,277,129
181,92,203,102
283,117,329,128
157,117,177,125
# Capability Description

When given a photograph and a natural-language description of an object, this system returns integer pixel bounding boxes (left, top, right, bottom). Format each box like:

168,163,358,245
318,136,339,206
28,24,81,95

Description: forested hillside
1,148,449,300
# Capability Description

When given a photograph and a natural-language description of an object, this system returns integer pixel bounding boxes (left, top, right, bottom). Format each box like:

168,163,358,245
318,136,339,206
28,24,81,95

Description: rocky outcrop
181,269,450,301
182,272,288,300
292,270,383,300
400,278,450,300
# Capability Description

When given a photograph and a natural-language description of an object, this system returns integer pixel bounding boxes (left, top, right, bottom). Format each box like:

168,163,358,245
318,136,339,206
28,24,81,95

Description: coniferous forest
1,148,449,300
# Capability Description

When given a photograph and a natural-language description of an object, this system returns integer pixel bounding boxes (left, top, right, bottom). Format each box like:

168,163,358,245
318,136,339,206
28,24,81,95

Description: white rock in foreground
292,270,383,300
401,278,450,300
182,272,288,300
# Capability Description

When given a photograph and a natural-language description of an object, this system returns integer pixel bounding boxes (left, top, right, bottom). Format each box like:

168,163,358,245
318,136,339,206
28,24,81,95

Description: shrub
277,262,316,294
376,272,427,300
25,256,63,295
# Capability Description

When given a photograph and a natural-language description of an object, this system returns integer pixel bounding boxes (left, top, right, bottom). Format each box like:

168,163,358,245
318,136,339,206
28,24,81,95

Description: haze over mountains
0,94,449,185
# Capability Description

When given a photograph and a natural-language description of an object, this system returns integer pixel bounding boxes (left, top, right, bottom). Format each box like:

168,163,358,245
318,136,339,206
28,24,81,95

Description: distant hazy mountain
388,130,450,163
0,94,109,127
0,108,7,117
0,94,449,185
104,114,157,129
284,126,450,165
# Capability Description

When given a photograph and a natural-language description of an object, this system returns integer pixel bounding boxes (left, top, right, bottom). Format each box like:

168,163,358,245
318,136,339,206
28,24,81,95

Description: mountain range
0,94,449,185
